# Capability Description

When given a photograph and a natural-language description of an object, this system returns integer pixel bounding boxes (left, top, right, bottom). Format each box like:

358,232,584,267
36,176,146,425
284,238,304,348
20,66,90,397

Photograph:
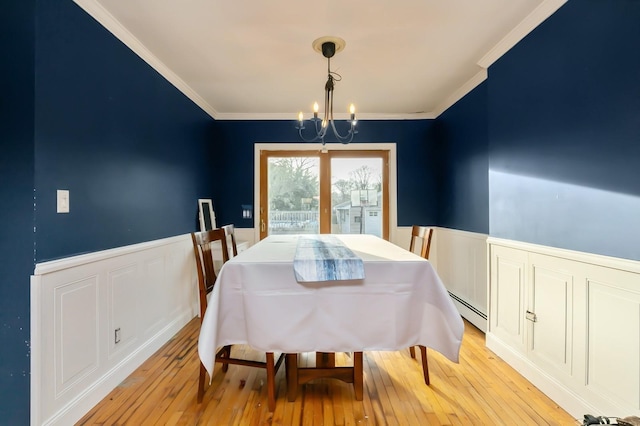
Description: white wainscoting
30,235,197,426
430,228,488,332
487,237,640,419
396,226,488,332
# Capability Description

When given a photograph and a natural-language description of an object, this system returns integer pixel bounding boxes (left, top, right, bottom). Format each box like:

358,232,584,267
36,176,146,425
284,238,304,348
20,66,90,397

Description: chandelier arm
297,125,322,143
296,117,325,143
329,117,356,143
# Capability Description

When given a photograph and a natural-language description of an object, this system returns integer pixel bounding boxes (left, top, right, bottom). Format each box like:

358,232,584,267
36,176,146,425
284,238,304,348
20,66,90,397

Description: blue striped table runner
293,235,365,282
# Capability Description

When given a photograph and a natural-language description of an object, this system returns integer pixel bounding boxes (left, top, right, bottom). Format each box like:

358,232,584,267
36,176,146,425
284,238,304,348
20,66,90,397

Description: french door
259,149,389,240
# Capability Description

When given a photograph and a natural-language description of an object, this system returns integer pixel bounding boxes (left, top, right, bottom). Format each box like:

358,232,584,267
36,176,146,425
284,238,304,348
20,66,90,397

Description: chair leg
221,345,231,372
409,346,416,358
419,345,430,385
266,352,276,412
198,362,207,403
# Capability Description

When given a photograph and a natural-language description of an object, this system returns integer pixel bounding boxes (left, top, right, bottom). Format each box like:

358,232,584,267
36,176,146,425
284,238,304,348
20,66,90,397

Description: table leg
286,353,298,402
316,352,336,368
353,352,363,400
266,352,276,411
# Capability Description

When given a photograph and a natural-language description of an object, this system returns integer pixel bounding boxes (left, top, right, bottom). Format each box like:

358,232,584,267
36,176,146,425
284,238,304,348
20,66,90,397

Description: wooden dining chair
409,225,433,259
221,224,238,258
191,229,284,410
408,225,434,385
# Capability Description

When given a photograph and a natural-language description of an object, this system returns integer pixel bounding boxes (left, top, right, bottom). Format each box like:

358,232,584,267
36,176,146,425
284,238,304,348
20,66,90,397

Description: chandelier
296,36,358,144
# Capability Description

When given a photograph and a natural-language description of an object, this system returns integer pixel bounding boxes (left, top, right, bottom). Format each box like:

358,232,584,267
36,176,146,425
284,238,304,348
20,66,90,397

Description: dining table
198,233,464,401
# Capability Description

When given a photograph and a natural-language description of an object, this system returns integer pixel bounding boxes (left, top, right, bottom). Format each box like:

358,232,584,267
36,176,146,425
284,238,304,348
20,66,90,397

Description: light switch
242,204,253,219
57,190,69,213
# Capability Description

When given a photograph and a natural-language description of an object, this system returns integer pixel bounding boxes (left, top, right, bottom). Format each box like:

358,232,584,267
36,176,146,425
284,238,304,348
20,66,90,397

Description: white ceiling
75,0,566,120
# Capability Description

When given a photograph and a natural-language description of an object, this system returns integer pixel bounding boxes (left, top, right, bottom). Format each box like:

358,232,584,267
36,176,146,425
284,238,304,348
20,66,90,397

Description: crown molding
73,0,220,119
430,69,488,118
477,0,568,68
74,0,566,122
215,112,436,121
432,0,567,117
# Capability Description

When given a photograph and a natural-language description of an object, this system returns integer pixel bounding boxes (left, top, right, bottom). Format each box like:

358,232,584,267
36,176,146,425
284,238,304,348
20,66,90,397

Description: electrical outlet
115,327,121,344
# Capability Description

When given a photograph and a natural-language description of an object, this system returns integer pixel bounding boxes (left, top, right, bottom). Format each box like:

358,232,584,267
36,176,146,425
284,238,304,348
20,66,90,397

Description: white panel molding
487,237,640,419
31,234,197,426
477,0,568,68
55,277,99,398
489,246,527,349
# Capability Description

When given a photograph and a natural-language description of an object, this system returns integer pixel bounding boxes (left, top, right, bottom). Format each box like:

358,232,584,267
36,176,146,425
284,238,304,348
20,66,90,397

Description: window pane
267,157,320,235
331,158,383,237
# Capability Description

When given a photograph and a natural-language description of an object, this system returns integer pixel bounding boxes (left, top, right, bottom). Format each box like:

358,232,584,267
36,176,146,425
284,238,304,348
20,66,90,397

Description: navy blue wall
6,0,638,422
2,0,218,421
1,2,36,423
488,0,640,260
434,82,489,233
34,1,217,261
212,120,439,228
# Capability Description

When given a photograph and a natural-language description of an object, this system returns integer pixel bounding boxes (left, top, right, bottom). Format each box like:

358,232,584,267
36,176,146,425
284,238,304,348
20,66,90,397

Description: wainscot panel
432,228,488,332
487,237,640,419
31,234,198,426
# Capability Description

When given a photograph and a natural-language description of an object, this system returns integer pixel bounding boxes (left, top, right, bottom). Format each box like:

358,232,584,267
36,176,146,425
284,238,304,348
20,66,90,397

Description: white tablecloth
198,234,464,380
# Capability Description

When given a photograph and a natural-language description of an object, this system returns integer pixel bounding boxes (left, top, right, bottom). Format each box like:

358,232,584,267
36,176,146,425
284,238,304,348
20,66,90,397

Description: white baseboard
39,310,192,426
486,332,595,419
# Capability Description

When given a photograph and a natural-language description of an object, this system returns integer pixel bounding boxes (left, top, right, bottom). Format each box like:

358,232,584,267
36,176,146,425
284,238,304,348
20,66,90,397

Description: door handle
261,220,266,232
525,310,537,322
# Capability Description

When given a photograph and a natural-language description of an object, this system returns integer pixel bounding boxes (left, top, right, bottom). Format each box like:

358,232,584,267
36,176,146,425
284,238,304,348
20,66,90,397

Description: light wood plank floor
77,318,578,425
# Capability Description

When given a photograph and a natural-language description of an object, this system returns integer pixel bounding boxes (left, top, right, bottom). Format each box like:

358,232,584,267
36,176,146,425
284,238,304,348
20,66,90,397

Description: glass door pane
267,156,320,235
331,157,383,237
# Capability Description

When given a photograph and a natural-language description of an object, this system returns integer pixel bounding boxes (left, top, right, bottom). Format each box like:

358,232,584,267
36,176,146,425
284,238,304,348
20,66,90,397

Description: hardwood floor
77,318,578,425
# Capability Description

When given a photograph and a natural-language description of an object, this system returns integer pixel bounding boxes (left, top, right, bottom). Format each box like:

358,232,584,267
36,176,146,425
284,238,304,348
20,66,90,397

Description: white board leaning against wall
198,199,216,231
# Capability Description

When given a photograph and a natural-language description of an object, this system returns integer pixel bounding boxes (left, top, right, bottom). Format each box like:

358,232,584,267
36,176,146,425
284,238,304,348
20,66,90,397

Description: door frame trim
254,143,397,243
